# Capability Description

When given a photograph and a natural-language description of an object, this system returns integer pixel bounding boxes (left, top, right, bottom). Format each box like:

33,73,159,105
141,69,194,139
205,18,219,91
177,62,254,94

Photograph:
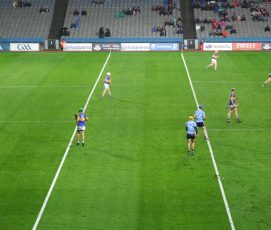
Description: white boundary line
32,51,112,230
0,85,88,88
181,53,236,230
193,80,260,84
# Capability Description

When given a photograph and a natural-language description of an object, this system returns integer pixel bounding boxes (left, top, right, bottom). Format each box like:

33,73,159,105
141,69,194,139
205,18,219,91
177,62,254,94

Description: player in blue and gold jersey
227,88,241,123
75,108,88,146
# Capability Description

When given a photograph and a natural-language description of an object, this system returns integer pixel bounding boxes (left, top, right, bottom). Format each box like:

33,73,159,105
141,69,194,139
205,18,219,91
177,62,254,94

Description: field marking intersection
181,53,236,230
32,51,112,230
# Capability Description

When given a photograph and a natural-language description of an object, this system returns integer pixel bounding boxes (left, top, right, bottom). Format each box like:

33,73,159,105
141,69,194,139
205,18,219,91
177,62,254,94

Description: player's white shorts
211,58,217,64
77,126,86,131
104,83,110,89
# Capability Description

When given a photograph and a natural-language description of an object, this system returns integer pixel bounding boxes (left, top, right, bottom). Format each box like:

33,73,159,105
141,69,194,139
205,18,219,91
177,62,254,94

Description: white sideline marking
32,51,112,230
181,53,236,230
0,121,71,123
209,128,266,131
0,85,88,88
193,80,260,84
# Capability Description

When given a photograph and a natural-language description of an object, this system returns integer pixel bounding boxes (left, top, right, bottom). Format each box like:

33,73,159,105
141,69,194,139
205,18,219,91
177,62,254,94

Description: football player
262,72,271,87
75,108,88,146
194,105,208,140
227,88,241,123
100,72,112,99
206,50,219,71
186,115,198,156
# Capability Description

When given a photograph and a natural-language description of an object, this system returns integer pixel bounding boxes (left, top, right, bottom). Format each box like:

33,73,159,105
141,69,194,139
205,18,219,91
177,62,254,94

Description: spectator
230,26,237,34
200,24,205,31
98,27,104,38
222,29,228,38
105,28,111,37
241,14,246,21
264,24,270,32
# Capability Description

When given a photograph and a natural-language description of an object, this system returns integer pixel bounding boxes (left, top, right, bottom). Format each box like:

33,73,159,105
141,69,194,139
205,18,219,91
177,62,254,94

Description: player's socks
188,151,190,156
77,142,80,145
82,142,84,147
191,150,194,155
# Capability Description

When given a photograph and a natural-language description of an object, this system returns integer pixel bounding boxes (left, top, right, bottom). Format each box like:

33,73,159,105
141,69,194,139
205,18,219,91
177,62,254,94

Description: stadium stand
62,0,183,38
193,0,271,39
0,0,55,38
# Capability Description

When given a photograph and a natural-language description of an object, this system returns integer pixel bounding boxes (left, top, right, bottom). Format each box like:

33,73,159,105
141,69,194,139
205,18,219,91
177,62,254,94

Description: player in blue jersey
227,88,241,123
100,72,112,99
186,115,198,156
75,108,88,146
194,105,208,140
206,50,219,71
262,72,271,87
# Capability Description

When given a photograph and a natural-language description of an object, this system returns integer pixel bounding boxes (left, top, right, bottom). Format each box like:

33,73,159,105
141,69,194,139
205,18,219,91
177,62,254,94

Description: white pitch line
193,80,260,84
0,121,72,123
0,85,88,88
181,53,236,230
32,51,112,230
209,128,266,131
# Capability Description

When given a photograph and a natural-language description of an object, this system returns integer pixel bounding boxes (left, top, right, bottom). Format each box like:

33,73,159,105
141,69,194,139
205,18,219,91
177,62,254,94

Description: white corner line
32,51,112,230
181,53,235,230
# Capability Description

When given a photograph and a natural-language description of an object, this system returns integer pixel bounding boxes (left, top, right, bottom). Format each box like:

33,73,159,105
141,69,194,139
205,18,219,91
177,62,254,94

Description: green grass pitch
0,51,270,230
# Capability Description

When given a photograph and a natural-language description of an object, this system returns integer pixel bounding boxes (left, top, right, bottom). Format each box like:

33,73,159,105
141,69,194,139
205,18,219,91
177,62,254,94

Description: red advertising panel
232,43,262,51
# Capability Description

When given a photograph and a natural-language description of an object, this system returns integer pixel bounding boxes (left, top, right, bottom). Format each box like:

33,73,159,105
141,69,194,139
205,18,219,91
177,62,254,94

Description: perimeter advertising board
0,43,10,51
203,43,232,51
121,43,150,51
93,43,120,51
262,43,271,51
232,43,262,51
150,43,179,51
10,43,40,51
63,43,92,51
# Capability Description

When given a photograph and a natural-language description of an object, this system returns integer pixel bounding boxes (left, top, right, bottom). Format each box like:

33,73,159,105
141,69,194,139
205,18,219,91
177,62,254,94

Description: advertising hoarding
10,43,40,51
93,43,121,51
150,43,179,51
121,43,150,51
0,43,10,51
63,43,92,51
232,43,262,51
203,43,232,51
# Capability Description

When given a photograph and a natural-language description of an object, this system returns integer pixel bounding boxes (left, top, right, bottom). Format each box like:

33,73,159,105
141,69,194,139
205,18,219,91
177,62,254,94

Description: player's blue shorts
196,122,204,127
187,134,196,140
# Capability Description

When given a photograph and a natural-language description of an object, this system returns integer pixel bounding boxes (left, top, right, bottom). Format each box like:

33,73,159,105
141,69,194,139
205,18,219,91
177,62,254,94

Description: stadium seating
193,0,271,39
0,0,55,38
63,0,183,38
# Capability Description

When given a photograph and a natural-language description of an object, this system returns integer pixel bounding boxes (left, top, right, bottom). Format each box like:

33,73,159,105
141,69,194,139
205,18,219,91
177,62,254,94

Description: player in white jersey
100,72,112,99
194,105,208,140
206,50,219,71
262,72,271,87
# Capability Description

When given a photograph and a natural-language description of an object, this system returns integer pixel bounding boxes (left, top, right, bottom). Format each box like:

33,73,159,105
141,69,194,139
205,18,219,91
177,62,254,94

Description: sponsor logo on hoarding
93,43,121,51
0,43,10,51
150,43,179,51
262,43,271,50
10,43,40,51
232,43,262,51
63,43,92,51
121,43,150,51
203,43,232,51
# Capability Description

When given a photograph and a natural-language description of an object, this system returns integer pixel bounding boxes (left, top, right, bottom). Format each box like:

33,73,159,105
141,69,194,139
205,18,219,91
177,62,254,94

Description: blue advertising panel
150,43,179,51
0,43,10,51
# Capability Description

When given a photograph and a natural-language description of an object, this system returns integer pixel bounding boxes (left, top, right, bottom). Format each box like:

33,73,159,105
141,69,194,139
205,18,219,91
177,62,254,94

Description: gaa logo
17,44,32,51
